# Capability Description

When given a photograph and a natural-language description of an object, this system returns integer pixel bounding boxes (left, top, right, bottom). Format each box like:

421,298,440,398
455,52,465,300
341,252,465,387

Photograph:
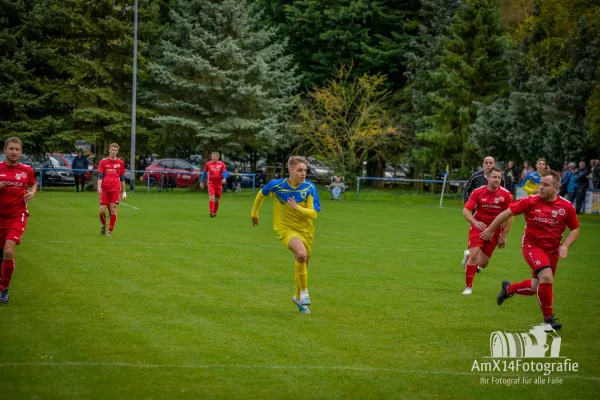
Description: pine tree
406,0,511,173
145,0,300,158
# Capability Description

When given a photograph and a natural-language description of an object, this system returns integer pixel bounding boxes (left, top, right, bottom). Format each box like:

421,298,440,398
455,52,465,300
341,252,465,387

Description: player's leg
288,237,310,313
535,264,560,330
207,184,216,217
497,245,544,305
108,202,118,236
213,185,223,216
0,240,17,303
463,246,481,294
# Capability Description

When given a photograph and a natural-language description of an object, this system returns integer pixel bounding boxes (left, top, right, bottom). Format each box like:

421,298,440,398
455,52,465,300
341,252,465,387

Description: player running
97,143,127,236
250,156,321,314
200,152,227,218
461,167,514,294
461,156,505,271
481,169,580,330
0,137,36,304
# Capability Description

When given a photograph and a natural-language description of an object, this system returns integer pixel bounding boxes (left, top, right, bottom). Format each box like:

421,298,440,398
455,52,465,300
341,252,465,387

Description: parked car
141,158,201,188
306,157,333,183
0,154,75,187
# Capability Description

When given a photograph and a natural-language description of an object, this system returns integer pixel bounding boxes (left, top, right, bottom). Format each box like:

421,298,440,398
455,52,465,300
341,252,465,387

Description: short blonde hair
287,156,308,169
109,143,119,150
4,137,22,149
540,169,560,186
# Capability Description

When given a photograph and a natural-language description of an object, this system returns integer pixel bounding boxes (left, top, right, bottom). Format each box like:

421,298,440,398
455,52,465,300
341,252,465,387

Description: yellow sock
295,261,307,298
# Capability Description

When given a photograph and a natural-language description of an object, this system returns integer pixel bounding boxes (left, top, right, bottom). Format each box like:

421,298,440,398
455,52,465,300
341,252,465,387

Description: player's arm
222,167,228,184
559,227,580,259
251,183,273,226
288,191,319,220
497,216,515,248
462,206,486,231
97,161,104,194
25,171,37,201
463,174,476,203
480,208,514,240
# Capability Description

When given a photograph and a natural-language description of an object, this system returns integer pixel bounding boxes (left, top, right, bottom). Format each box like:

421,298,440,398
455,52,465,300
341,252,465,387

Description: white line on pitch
120,203,140,210
0,361,598,381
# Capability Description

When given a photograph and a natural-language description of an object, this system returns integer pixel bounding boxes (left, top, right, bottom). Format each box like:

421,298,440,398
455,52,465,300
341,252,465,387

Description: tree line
1,0,598,178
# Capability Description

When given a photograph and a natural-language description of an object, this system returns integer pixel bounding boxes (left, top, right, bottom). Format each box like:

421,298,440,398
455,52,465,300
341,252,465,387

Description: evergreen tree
406,0,511,173
145,0,300,159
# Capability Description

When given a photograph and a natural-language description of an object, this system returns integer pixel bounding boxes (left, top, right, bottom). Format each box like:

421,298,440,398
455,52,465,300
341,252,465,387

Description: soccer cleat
0,289,9,304
462,287,472,295
292,296,310,313
461,250,469,270
497,280,513,305
210,213,216,218
100,226,106,235
477,266,483,273
544,315,562,331
299,290,310,305
106,231,113,237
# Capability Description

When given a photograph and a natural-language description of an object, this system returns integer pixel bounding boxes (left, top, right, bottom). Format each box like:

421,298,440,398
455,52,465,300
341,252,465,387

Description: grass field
2,187,600,399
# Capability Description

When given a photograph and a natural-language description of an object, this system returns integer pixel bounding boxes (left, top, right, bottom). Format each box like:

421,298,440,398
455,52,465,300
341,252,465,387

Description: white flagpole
439,172,448,208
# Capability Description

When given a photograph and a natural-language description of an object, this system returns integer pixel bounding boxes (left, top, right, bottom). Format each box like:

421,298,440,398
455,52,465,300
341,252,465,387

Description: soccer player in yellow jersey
251,156,321,314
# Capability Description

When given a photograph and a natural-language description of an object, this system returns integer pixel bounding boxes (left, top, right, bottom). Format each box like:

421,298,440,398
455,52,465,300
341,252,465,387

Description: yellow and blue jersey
252,178,321,239
521,171,541,196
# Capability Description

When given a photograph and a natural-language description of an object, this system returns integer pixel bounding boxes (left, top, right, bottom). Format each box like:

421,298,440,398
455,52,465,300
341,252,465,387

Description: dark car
141,158,201,188
0,154,75,187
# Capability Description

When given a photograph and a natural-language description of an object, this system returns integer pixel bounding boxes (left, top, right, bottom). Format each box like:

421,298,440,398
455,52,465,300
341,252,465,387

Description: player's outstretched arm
480,208,514,241
497,216,515,249
559,227,580,259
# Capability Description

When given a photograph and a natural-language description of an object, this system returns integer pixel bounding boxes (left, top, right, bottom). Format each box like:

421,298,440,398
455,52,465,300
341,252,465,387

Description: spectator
328,176,346,200
575,161,589,214
567,164,578,204
71,150,88,192
503,160,519,195
521,161,534,182
559,162,573,198
591,159,600,189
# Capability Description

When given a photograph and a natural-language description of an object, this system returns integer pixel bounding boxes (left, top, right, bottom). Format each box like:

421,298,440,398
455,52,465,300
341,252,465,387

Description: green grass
2,188,600,399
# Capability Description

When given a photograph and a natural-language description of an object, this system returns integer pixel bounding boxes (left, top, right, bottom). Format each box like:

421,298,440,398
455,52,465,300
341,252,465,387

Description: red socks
465,264,478,288
100,212,107,226
209,201,220,214
109,213,117,232
537,283,553,318
508,280,534,296
0,259,15,290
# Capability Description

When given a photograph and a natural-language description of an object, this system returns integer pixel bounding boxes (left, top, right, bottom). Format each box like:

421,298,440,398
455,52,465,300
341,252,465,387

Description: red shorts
468,226,501,258
0,213,28,245
208,182,223,198
522,243,559,278
100,191,120,205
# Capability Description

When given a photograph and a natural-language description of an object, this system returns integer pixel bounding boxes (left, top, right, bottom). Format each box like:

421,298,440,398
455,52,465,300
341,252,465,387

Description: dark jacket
463,170,506,203
592,165,600,189
560,169,572,187
71,155,88,175
576,168,589,190
503,166,519,191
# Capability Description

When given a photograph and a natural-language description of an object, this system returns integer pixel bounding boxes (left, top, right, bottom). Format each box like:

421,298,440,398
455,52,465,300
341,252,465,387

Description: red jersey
98,158,125,192
0,161,36,219
204,161,226,183
465,185,513,224
509,195,579,251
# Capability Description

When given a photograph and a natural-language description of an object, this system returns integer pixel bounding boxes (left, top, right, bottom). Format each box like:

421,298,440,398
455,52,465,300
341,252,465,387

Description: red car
141,159,201,188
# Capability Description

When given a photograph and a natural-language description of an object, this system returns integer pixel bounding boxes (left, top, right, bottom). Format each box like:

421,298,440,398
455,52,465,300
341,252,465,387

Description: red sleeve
504,192,514,210
204,163,210,172
120,160,125,177
27,166,35,186
464,190,478,210
98,160,105,174
566,205,580,230
509,196,531,216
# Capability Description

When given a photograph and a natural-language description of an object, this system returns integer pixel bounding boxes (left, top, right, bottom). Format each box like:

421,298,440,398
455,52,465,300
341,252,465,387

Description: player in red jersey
461,168,514,294
481,169,580,330
199,151,227,217
97,143,127,236
0,137,36,303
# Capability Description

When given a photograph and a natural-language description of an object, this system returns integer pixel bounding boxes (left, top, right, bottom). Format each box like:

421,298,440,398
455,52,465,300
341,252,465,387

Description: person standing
0,137,37,304
200,152,227,218
503,160,519,196
575,161,589,214
72,150,88,192
97,143,127,236
558,162,572,198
